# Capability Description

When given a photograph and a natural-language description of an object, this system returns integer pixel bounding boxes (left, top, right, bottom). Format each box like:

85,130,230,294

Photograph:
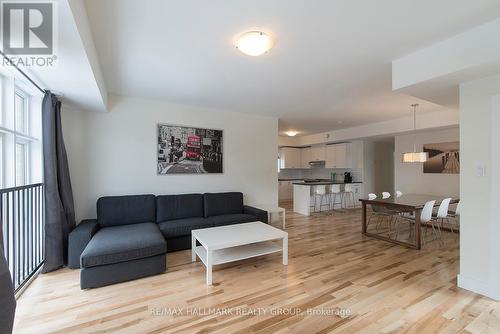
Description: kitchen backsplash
279,165,362,182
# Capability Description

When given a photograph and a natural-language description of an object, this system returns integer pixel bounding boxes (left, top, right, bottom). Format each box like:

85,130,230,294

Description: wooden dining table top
359,194,459,210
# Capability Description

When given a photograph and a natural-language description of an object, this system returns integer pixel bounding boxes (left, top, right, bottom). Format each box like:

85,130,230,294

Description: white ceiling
84,0,500,135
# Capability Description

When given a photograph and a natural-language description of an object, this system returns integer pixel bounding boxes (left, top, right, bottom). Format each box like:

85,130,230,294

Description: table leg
415,208,422,250
362,202,367,233
206,249,213,285
283,235,288,265
191,234,196,262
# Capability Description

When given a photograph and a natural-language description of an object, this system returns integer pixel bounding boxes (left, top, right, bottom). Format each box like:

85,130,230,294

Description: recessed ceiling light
286,131,298,137
236,31,273,56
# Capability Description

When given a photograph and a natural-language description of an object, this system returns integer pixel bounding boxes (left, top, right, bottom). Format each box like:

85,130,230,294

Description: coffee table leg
206,249,213,285
191,234,196,262
283,235,288,265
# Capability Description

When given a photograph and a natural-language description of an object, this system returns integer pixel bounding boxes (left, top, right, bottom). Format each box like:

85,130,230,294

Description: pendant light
402,104,428,163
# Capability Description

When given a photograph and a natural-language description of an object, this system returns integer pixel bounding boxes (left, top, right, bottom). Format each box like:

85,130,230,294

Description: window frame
15,138,30,186
14,88,29,135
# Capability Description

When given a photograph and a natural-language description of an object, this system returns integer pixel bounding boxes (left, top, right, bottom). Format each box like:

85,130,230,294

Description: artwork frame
423,141,460,174
157,123,223,174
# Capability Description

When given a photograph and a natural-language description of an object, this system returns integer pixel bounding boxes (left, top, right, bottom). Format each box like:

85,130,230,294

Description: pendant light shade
402,152,428,163
402,104,428,163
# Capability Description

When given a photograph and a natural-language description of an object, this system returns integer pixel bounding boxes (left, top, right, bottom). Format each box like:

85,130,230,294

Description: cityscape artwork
423,141,460,174
157,124,223,174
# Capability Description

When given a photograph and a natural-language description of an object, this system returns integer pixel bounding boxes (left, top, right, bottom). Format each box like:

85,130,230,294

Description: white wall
62,95,278,221
394,127,459,197
363,140,394,197
278,108,458,147
458,73,500,301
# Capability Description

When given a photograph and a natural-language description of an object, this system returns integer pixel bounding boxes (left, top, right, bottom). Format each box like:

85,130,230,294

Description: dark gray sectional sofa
68,192,267,289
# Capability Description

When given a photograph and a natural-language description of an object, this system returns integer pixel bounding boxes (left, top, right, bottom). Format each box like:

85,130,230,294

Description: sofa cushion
203,192,243,217
156,194,203,222
80,223,166,268
158,217,213,239
209,214,256,226
97,195,156,227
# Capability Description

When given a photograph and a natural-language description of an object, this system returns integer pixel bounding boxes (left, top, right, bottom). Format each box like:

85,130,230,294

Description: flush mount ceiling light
402,104,429,163
286,131,298,137
236,31,273,56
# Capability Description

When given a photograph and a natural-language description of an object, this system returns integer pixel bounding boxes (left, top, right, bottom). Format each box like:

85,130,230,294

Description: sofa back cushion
203,192,243,217
156,194,204,222
97,195,156,227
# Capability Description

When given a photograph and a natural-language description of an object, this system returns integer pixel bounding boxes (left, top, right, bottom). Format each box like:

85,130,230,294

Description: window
15,141,28,186
0,73,43,189
15,91,28,134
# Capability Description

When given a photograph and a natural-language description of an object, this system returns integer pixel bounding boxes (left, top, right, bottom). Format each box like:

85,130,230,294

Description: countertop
292,181,363,186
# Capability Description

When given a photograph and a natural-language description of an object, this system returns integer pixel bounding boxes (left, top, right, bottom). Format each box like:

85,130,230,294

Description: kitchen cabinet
278,181,294,200
300,147,313,168
325,143,352,168
311,146,326,162
300,146,325,167
279,147,301,169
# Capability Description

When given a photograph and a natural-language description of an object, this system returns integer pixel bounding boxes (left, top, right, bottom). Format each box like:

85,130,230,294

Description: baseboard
457,274,500,301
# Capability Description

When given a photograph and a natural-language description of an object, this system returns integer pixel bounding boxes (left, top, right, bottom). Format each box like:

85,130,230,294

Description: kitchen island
293,181,363,216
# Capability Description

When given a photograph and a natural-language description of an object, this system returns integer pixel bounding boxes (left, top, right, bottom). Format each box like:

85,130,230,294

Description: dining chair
448,201,460,233
395,200,436,245
367,193,393,231
431,198,452,243
382,192,391,199
329,184,342,211
395,190,403,198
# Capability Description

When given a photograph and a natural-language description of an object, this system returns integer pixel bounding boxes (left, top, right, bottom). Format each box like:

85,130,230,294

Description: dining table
359,194,460,250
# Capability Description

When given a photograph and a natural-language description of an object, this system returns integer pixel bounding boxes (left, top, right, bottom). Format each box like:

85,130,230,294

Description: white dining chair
448,201,460,233
367,193,393,231
395,200,436,245
329,184,342,211
395,190,403,198
431,198,452,243
382,192,391,199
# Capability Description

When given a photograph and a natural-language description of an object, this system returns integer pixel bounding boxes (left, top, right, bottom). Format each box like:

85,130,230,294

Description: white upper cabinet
311,146,326,162
280,147,301,169
325,143,352,168
300,147,313,168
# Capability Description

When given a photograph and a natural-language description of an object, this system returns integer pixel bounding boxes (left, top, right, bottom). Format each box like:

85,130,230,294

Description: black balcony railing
1,183,44,292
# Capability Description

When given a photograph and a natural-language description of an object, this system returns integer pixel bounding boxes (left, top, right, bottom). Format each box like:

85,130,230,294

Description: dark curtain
42,91,76,273
0,230,16,333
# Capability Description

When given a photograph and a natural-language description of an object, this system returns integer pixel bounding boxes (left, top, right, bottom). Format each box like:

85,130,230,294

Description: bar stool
341,184,355,208
313,185,329,213
309,186,316,212
329,184,341,211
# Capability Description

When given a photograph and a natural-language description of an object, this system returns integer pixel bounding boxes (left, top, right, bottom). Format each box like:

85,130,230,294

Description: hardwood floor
14,203,500,333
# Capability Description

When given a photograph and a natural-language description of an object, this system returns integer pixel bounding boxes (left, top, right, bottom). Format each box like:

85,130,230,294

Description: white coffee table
191,222,288,285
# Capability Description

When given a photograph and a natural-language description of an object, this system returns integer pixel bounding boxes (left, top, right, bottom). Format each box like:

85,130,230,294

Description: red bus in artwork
186,135,201,160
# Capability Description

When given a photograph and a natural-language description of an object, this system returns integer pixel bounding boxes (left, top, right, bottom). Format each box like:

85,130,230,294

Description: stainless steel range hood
308,160,325,166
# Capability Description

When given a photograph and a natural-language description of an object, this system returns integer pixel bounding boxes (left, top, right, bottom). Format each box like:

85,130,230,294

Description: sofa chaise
68,192,268,289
